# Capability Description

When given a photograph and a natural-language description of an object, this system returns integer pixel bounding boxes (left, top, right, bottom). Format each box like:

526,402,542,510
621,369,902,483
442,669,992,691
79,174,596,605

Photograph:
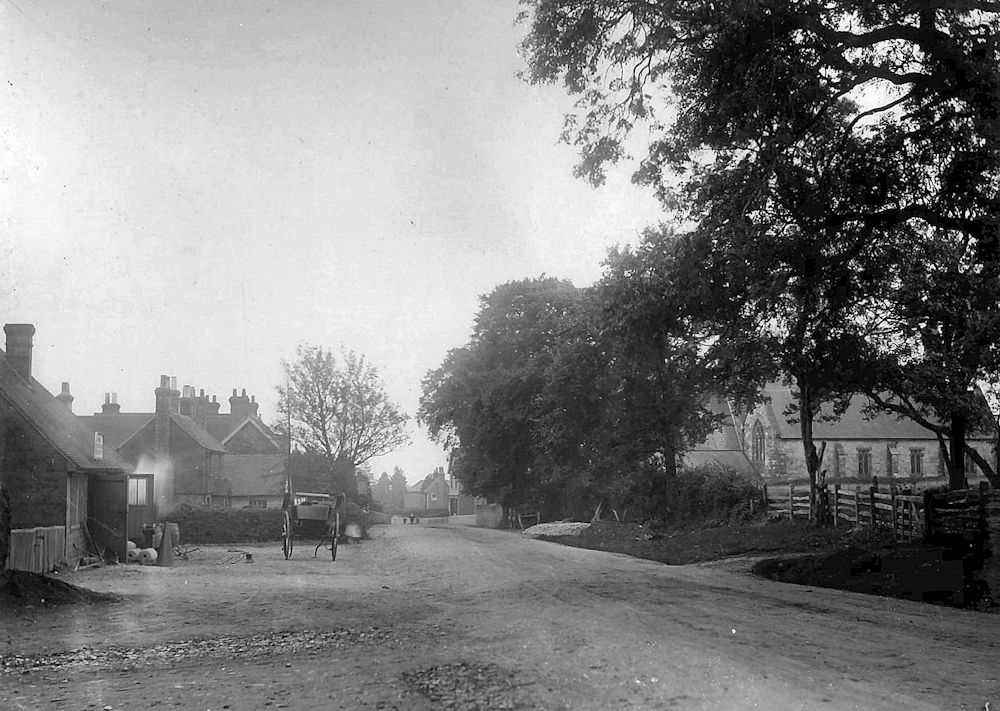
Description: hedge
160,502,375,544
159,505,283,544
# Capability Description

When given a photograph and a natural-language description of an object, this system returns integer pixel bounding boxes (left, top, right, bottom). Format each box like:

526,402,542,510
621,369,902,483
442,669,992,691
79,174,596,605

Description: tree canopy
521,1,1000,492
277,345,409,496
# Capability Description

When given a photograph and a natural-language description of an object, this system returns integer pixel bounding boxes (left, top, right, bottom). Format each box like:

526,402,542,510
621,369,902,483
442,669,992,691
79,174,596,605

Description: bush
160,504,284,544
663,465,764,529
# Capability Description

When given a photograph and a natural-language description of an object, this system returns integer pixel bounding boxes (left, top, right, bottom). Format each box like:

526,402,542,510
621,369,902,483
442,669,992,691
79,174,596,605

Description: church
687,383,996,484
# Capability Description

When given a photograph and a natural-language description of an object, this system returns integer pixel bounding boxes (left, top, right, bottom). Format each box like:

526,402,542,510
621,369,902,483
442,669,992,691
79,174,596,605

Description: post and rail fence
763,477,998,545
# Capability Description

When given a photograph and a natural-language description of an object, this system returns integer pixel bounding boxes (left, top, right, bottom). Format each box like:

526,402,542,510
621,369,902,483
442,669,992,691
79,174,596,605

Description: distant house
81,382,286,510
695,383,995,483
1,323,150,572
444,455,476,516
402,466,476,514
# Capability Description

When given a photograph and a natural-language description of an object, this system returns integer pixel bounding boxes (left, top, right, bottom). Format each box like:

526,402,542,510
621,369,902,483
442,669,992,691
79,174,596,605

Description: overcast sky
0,0,663,483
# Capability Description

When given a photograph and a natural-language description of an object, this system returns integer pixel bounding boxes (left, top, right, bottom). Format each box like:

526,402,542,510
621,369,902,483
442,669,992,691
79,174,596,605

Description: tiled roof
220,417,281,450
0,349,130,473
171,413,227,452
81,411,226,453
759,383,993,440
79,413,154,449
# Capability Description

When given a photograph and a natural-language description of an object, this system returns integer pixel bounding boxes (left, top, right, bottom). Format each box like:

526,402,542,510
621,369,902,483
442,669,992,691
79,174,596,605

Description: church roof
757,383,993,441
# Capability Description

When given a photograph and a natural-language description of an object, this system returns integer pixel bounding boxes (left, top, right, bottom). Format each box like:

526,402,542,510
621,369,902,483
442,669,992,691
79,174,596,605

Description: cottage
0,323,148,572
82,382,286,509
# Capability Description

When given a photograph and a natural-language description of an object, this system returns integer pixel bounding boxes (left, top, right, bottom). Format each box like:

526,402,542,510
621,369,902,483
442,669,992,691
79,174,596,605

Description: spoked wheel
282,510,294,560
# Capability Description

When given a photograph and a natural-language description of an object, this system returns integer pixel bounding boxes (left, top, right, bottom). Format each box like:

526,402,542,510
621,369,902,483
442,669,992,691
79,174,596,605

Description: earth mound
0,570,119,609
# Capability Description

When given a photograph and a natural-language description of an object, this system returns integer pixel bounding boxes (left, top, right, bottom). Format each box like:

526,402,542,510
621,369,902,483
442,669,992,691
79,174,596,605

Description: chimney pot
55,381,74,412
104,392,111,404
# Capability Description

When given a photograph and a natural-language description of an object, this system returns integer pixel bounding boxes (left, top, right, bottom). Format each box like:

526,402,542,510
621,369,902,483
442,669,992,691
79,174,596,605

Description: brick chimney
230,388,250,420
55,381,74,412
101,392,121,415
192,388,209,425
3,323,35,381
169,376,180,413
249,394,259,419
209,395,221,415
154,375,179,458
179,384,195,417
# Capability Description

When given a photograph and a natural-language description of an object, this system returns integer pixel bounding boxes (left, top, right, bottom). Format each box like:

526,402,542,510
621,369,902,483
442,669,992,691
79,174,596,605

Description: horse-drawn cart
281,491,345,560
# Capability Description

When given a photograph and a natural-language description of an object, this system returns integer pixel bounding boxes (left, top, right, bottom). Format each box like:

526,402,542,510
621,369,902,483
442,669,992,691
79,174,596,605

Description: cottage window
965,451,978,476
909,449,923,476
128,477,148,506
750,421,766,465
857,449,872,479
430,493,438,502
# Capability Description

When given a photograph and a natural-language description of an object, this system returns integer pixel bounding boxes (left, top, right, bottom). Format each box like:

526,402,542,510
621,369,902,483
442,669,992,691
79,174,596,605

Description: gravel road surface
1,523,997,710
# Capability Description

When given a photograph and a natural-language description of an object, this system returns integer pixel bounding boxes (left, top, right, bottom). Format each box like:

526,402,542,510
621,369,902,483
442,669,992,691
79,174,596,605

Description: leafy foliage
419,274,723,519
521,1,1000,492
276,345,410,496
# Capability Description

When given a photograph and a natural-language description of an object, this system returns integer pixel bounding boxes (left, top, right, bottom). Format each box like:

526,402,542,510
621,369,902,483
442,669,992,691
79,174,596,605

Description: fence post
870,476,879,529
890,485,898,542
762,483,768,518
854,485,860,527
788,483,794,521
832,484,840,528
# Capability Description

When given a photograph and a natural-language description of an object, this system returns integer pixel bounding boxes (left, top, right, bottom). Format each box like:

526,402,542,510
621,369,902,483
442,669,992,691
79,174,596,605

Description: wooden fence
764,479,998,544
5,526,66,573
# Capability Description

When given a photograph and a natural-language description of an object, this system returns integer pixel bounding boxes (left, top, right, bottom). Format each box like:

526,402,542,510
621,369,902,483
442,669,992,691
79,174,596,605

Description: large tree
521,1,1000,493
277,345,409,498
419,277,586,513
420,273,720,520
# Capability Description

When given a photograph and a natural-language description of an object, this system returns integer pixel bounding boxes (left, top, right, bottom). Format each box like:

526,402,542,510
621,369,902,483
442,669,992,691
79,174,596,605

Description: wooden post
854,485,860,527
832,484,840,528
762,484,768,518
788,483,794,521
870,476,879,530
923,490,934,543
890,485,898,542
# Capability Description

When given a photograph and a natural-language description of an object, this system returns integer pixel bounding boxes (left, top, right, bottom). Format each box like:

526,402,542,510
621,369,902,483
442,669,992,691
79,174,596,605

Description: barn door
87,478,127,564
126,474,155,541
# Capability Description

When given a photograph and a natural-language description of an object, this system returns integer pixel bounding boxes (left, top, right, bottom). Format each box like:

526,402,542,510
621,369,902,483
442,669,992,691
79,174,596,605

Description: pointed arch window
751,421,766,465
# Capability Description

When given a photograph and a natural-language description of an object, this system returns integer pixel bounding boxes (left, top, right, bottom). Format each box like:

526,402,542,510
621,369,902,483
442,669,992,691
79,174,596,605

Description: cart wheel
282,510,294,560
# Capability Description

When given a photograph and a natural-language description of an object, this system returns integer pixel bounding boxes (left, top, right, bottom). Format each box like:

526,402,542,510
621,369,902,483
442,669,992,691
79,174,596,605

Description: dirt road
2,523,997,710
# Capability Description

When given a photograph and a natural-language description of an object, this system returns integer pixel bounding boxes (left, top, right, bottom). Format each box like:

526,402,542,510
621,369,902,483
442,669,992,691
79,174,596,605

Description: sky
0,0,664,484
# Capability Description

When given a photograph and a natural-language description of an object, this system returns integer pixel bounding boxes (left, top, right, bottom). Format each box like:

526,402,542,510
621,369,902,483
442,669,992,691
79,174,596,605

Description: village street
1,523,998,710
